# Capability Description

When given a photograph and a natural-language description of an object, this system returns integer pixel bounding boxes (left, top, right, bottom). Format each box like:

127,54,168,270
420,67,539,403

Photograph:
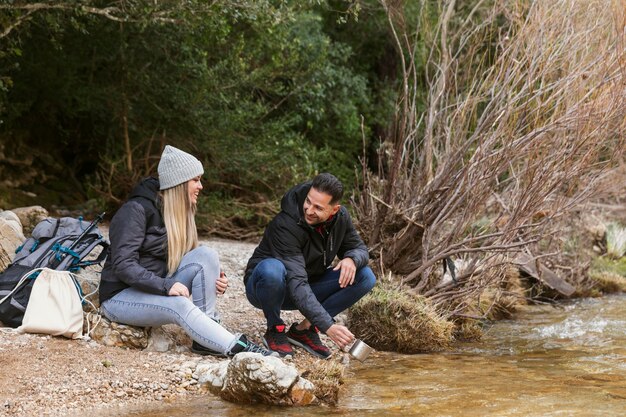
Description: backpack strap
51,218,61,238
71,241,109,270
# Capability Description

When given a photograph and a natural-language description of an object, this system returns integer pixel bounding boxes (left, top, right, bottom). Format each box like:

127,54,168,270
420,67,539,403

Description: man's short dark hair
311,173,343,204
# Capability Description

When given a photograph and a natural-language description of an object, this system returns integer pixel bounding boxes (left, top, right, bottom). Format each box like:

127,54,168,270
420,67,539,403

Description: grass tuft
605,223,626,259
348,286,453,353
588,271,626,294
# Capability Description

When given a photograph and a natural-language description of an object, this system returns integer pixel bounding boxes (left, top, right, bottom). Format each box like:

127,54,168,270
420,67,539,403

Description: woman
99,145,271,357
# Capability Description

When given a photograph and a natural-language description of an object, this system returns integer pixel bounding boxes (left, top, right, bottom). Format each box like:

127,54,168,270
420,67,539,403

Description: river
122,294,626,416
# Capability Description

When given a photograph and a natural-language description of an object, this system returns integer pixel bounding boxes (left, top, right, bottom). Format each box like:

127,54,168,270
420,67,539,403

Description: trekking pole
48,212,106,269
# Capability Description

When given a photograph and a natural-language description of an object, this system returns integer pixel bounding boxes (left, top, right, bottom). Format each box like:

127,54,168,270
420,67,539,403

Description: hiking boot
262,324,294,357
191,341,226,357
228,334,277,357
287,324,331,359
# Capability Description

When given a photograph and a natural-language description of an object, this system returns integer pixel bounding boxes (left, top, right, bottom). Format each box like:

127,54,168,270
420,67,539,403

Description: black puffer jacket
99,177,175,303
244,181,369,332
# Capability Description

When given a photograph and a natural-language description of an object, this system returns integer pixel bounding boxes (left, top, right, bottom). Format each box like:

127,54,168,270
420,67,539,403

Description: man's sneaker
228,334,277,357
287,324,331,359
262,324,294,357
191,341,226,357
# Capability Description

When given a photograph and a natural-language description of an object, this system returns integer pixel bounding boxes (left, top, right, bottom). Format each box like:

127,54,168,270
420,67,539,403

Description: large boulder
196,353,317,406
11,206,48,235
0,215,25,271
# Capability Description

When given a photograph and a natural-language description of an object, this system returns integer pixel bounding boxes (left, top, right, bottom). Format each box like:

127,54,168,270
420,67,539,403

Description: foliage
0,1,376,226
587,271,626,294
590,256,626,279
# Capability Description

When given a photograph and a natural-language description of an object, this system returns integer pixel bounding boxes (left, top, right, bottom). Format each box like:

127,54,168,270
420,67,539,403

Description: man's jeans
101,246,237,354
245,258,376,329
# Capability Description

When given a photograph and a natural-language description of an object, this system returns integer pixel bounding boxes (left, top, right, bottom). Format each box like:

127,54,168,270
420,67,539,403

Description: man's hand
216,270,228,295
333,257,356,288
325,324,355,349
168,282,190,297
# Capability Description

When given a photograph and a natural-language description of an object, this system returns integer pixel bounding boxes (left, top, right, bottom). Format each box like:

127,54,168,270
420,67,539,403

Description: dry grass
293,355,345,406
588,271,626,293
453,319,484,342
479,266,527,320
348,286,454,353
587,255,626,294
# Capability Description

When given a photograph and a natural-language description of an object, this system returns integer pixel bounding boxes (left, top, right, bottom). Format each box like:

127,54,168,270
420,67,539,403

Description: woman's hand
216,270,228,295
168,282,190,297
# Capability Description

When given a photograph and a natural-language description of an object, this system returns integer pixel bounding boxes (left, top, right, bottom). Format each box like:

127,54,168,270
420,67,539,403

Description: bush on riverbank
348,286,453,353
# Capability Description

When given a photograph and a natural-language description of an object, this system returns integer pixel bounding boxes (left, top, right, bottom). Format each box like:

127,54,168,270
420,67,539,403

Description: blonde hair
161,182,198,275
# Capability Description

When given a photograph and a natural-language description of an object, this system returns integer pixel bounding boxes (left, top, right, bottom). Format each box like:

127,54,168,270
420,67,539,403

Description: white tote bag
17,268,83,339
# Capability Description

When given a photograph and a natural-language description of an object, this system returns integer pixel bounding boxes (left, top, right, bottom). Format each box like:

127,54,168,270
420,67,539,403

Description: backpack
0,214,109,328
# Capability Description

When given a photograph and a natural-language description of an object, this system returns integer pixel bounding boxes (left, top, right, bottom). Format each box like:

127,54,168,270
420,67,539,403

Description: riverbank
1,221,625,416
0,238,345,417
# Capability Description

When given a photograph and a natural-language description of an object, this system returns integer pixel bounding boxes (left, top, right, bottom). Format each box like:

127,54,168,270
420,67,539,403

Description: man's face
303,187,340,225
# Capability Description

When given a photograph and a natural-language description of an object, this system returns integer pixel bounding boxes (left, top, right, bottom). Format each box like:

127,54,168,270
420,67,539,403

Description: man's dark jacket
99,177,176,304
244,181,370,332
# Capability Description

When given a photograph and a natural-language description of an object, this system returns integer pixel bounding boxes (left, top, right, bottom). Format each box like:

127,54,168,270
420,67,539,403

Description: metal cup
348,339,374,362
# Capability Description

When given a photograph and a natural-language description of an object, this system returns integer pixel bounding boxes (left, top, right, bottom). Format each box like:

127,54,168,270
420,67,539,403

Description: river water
124,294,626,416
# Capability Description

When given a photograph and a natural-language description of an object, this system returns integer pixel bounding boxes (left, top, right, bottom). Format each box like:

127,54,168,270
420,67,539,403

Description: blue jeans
245,258,376,329
101,246,237,353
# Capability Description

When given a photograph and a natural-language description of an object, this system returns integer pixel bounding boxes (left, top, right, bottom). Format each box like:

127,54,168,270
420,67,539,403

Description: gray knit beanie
158,145,204,190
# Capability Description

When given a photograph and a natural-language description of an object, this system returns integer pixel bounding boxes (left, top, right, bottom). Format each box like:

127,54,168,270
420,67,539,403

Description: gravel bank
0,238,310,417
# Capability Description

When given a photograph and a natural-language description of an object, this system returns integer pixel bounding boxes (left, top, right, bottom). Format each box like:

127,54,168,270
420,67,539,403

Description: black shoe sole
287,336,331,360
262,335,294,358
191,344,227,358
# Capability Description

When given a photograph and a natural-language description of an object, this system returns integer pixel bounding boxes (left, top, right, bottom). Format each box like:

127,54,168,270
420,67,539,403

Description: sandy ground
0,238,317,417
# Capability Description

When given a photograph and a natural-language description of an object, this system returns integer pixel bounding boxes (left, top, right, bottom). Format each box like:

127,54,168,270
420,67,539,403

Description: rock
196,361,228,389
289,377,317,405
86,314,148,349
75,267,102,310
0,210,24,238
198,353,317,406
11,206,48,235
0,217,25,271
145,324,192,353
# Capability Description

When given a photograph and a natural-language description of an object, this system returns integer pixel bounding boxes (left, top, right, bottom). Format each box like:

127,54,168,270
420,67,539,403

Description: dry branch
357,0,626,315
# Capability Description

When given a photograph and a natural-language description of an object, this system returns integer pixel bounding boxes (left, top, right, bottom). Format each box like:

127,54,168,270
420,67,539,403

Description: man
244,173,376,358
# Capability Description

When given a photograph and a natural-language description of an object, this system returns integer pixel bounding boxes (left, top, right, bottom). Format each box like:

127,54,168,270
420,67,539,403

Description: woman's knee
195,246,220,268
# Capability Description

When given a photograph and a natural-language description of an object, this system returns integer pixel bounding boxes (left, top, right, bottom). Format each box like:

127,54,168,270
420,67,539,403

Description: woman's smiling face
187,176,203,205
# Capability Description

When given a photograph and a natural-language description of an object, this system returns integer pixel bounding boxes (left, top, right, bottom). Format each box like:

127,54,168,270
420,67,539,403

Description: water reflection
113,295,626,417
